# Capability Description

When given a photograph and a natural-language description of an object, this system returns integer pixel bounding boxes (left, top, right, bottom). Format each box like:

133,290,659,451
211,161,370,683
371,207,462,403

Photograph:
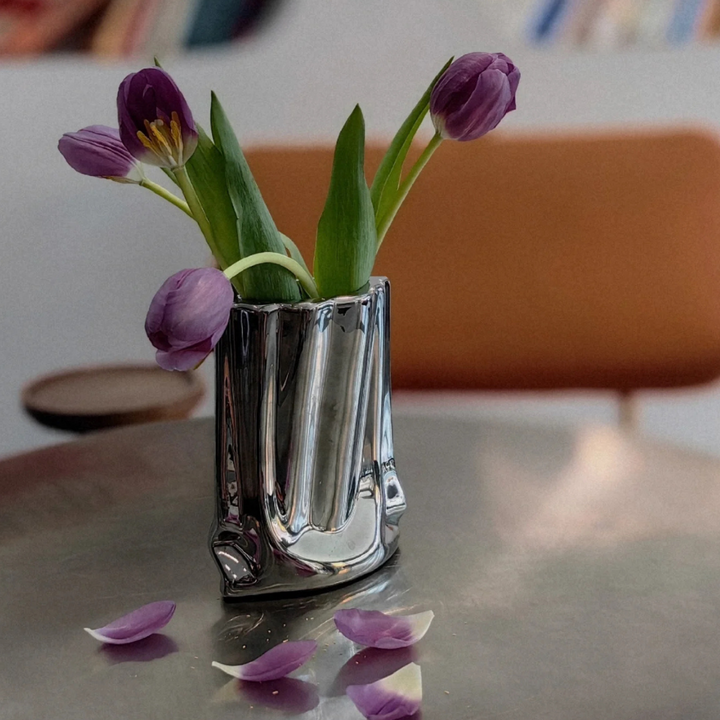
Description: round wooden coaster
22,363,206,432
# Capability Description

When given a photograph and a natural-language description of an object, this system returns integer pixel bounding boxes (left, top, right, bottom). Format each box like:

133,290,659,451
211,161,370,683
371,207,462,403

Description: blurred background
3,0,720,458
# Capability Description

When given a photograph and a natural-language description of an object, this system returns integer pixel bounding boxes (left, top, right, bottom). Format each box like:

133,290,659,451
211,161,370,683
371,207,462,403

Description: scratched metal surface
4,413,720,719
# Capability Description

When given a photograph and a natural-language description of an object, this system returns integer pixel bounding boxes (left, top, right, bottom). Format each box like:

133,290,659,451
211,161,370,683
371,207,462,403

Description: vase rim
230,276,389,312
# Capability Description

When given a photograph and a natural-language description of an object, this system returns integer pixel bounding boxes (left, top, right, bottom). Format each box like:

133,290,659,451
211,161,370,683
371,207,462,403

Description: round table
3,411,720,719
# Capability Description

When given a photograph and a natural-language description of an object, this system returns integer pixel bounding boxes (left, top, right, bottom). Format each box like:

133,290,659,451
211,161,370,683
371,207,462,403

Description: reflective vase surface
210,277,406,599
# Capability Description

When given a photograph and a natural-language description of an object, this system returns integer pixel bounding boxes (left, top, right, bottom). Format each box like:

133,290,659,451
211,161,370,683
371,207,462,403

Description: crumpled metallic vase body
210,277,405,599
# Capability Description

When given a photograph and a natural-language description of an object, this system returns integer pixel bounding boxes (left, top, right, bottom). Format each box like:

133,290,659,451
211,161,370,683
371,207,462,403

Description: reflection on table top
2,411,720,719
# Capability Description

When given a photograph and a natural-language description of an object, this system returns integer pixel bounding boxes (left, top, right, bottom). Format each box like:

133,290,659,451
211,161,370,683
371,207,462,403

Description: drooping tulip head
430,52,520,142
117,67,198,168
145,268,234,371
58,125,144,183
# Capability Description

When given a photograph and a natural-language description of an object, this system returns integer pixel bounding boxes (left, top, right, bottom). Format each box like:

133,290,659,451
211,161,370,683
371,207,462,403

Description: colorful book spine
145,0,195,56
186,0,245,47
584,0,642,47
123,0,162,55
635,0,676,43
93,0,167,57
91,0,137,56
528,0,572,43
694,0,720,37
522,0,720,47
0,0,108,55
667,0,706,41
562,0,608,45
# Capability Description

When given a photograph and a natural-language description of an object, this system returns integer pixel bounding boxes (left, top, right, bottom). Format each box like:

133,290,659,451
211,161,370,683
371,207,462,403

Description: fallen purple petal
212,640,317,682
84,601,176,645
334,609,434,649
346,662,422,720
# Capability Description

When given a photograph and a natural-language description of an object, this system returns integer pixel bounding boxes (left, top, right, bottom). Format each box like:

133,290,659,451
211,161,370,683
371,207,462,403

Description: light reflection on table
3,412,720,719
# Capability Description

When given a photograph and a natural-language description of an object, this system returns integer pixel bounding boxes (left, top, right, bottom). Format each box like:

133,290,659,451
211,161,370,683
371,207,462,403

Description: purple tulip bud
430,52,520,142
117,67,198,168
145,268,234,371
58,125,144,183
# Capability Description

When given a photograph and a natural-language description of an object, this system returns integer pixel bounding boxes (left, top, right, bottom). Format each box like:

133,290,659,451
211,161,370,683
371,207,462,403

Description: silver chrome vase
210,277,406,599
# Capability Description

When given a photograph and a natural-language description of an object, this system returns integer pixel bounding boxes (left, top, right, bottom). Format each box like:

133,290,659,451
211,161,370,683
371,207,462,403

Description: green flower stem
172,166,223,266
224,252,320,300
139,178,192,217
376,131,444,249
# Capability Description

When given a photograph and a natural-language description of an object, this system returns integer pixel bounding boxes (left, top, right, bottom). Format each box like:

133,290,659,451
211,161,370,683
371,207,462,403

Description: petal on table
84,601,176,645
334,609,434,649
212,640,317,682
346,662,422,720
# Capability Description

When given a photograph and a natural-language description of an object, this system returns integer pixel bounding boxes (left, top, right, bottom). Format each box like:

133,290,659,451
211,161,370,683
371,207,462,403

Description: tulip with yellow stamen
117,67,197,169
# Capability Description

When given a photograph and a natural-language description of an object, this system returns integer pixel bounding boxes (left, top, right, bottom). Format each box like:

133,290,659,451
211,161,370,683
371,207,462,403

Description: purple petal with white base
346,663,422,720
84,601,175,645
334,609,434,649
212,640,317,682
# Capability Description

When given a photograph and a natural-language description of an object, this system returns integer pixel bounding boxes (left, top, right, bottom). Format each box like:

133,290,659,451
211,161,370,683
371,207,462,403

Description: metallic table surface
3,413,720,719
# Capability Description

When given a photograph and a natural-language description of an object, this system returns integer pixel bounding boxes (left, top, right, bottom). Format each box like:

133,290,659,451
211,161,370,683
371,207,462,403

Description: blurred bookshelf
1,0,717,57
524,0,720,48
0,0,284,57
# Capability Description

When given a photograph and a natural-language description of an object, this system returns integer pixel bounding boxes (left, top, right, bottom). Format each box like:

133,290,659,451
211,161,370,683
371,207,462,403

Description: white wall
2,0,720,458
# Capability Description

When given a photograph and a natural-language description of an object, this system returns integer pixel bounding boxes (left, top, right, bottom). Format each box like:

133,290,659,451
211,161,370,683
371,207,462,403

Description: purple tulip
430,52,520,142
58,125,143,183
117,67,198,168
145,268,234,371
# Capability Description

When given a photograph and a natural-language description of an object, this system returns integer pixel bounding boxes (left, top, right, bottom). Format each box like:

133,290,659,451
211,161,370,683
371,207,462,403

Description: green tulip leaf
370,57,453,229
210,92,300,303
314,104,376,298
184,125,241,277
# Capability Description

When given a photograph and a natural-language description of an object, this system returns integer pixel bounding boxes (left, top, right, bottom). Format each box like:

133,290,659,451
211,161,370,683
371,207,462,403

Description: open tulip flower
117,67,198,169
60,52,519,368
